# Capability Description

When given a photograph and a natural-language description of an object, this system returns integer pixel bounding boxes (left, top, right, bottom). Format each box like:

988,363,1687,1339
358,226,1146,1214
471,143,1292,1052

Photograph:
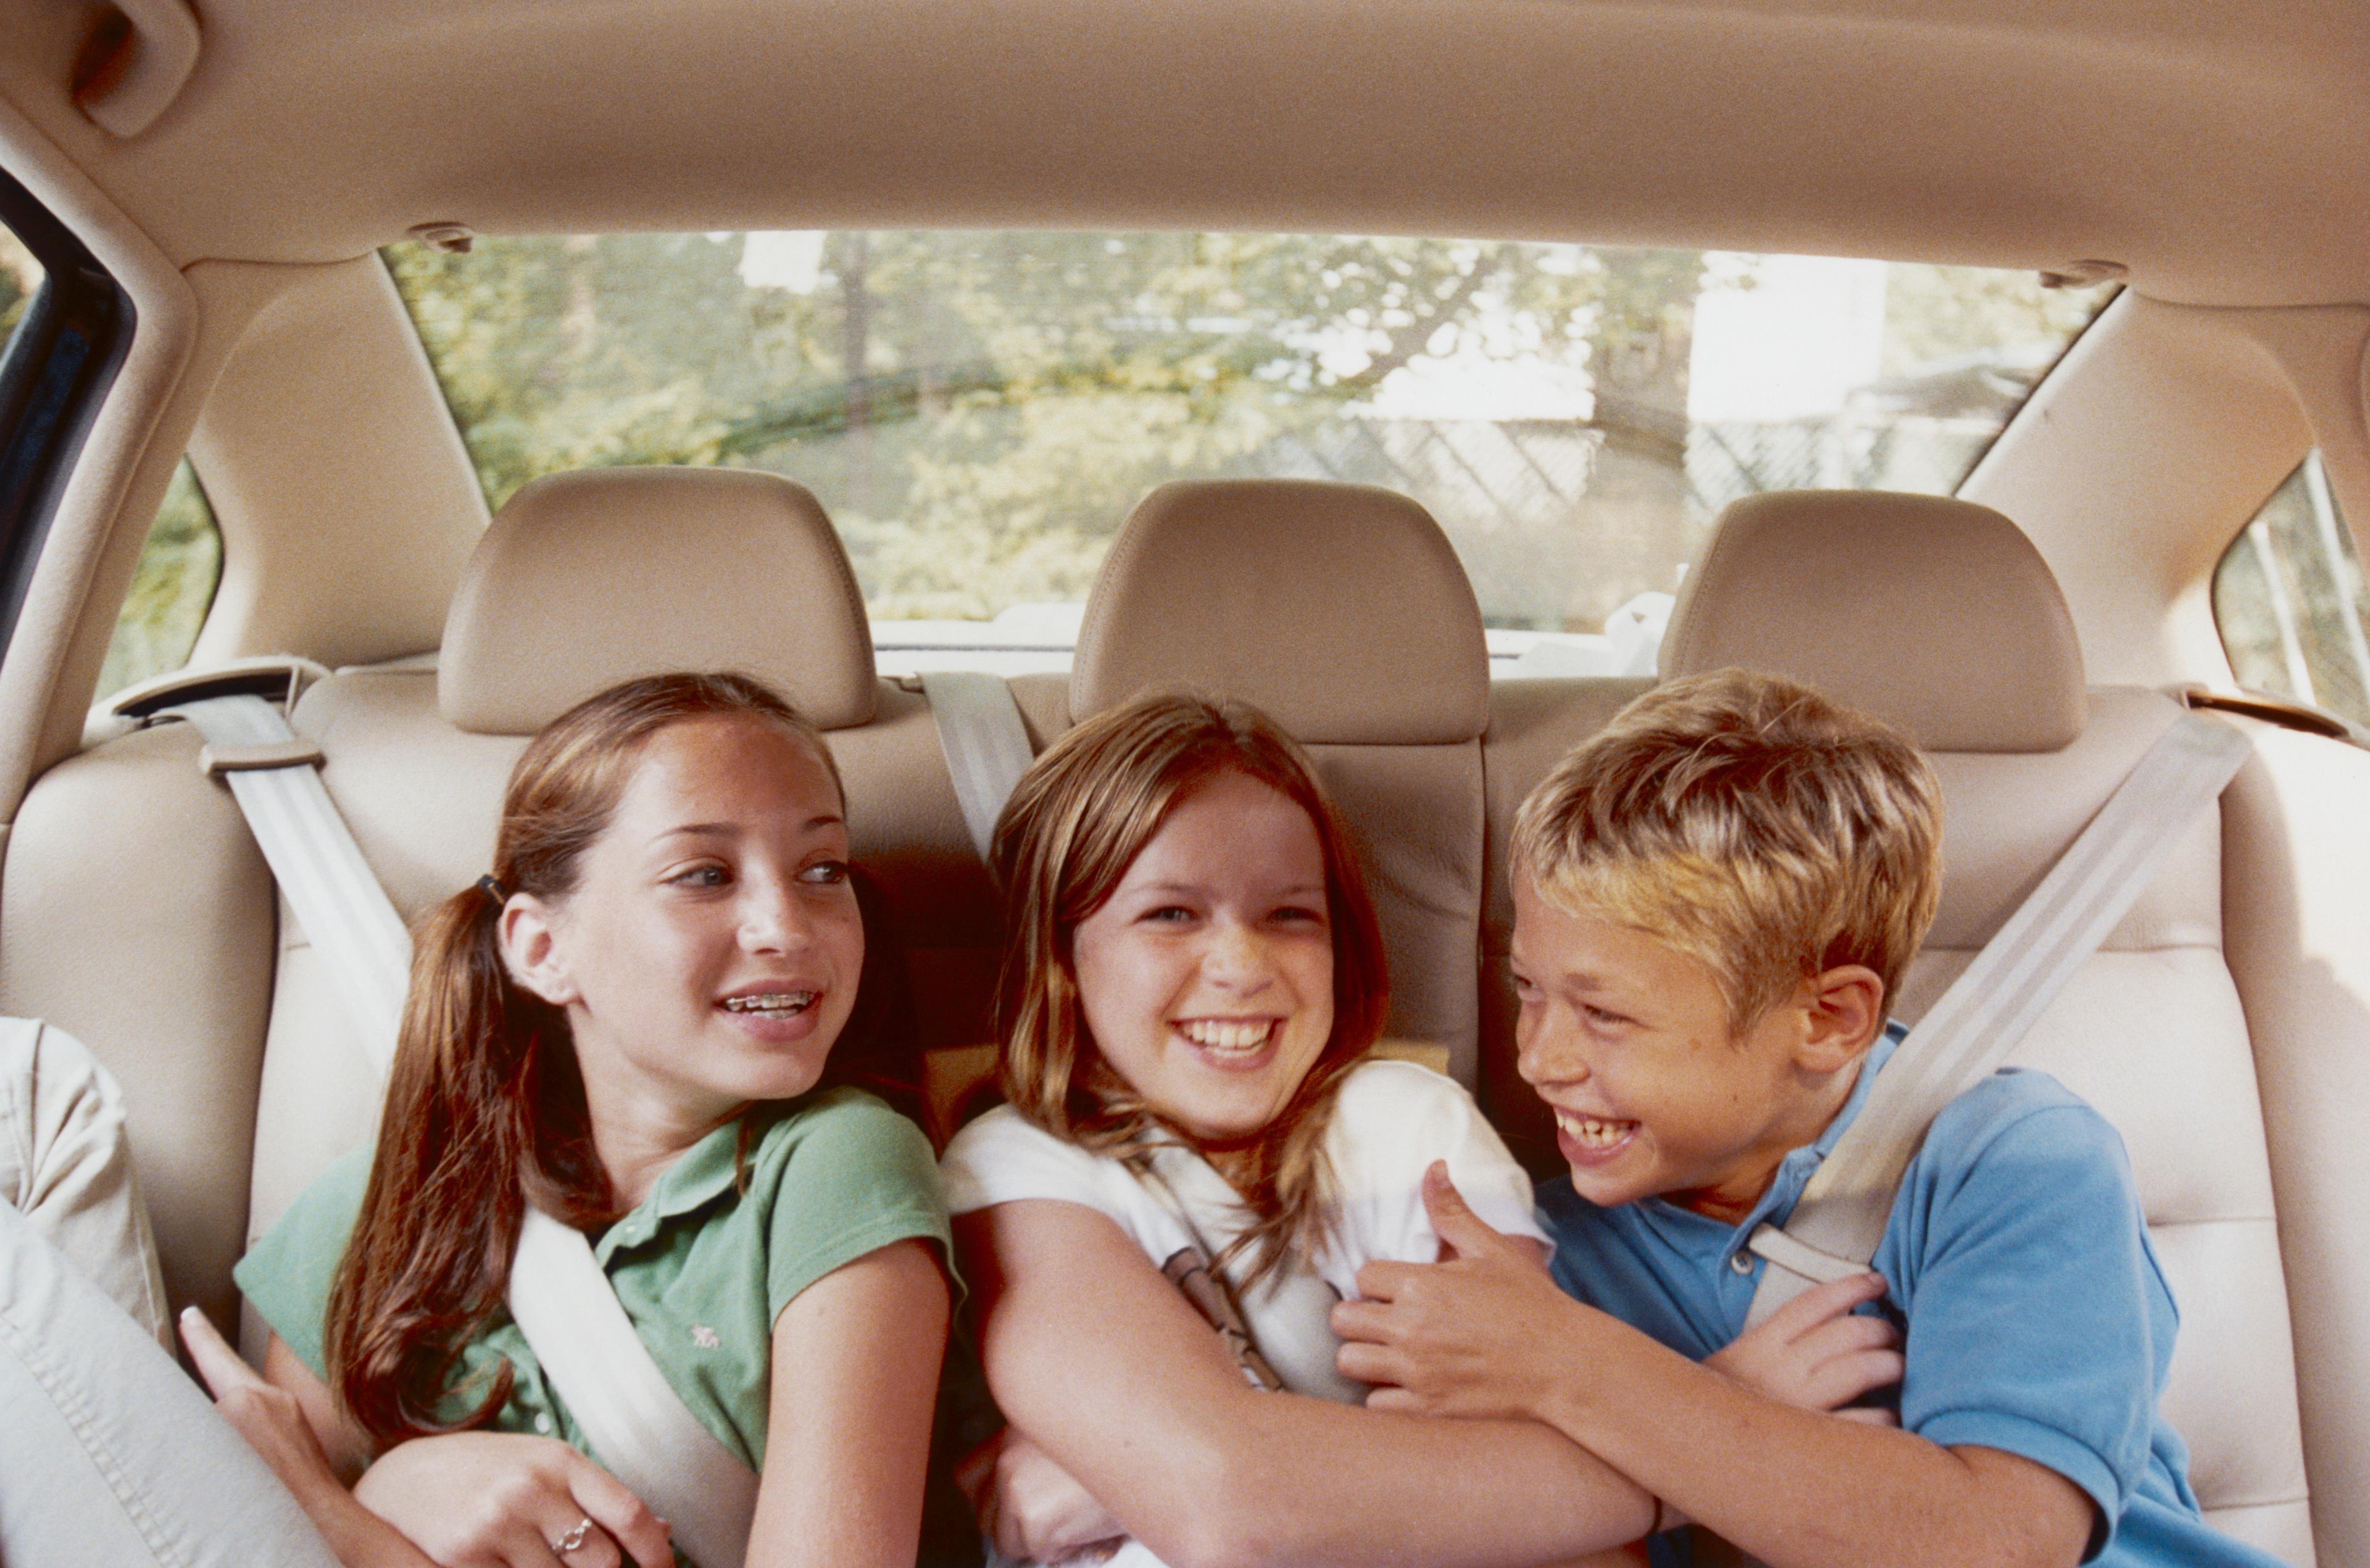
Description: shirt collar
591,1116,748,1262
1637,1019,1906,1246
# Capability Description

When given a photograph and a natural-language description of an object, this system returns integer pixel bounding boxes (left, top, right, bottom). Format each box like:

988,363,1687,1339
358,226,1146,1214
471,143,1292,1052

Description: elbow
1130,1435,1303,1568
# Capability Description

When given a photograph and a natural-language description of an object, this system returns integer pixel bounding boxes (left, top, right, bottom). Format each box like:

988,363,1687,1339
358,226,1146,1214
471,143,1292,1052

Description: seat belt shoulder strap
1743,711,2250,1329
920,670,1036,863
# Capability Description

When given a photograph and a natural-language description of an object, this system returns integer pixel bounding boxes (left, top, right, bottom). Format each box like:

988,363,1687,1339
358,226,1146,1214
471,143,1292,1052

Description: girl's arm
747,1237,950,1568
963,1201,1655,1568
239,1322,673,1568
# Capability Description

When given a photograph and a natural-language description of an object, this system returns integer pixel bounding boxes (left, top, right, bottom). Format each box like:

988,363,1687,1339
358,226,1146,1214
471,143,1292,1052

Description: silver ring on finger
551,1516,596,1556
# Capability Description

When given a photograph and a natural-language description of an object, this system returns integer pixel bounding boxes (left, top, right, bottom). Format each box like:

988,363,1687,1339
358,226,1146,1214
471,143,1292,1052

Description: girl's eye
671,864,730,889
1271,903,1327,927
799,859,851,886
1142,905,1195,924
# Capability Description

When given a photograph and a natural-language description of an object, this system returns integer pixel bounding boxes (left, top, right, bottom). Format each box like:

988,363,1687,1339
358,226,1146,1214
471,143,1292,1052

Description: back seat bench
0,475,2360,1565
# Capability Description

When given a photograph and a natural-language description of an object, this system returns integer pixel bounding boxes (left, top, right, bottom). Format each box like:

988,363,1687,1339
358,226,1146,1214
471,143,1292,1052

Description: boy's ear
499,896,581,1008
1795,963,1886,1073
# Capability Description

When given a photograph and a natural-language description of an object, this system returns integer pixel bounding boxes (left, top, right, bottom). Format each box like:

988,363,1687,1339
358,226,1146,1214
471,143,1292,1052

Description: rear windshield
388,233,2112,674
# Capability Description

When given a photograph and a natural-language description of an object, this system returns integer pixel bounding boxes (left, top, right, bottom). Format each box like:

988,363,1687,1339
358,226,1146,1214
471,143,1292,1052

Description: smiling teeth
723,992,815,1018
1555,1110,1635,1148
1177,1018,1275,1052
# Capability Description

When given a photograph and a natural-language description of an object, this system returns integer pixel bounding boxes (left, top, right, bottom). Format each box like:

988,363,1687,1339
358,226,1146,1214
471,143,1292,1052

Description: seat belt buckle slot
199,738,325,776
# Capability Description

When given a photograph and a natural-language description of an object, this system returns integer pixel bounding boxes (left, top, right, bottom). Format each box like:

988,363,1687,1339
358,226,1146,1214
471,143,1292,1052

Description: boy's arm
1334,1168,2094,1568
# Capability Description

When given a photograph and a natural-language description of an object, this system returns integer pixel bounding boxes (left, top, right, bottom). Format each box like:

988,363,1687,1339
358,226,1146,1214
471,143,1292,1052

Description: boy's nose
1515,1011,1587,1088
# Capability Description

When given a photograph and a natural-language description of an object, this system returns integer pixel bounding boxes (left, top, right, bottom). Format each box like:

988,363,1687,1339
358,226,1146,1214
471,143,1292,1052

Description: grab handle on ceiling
74,0,201,139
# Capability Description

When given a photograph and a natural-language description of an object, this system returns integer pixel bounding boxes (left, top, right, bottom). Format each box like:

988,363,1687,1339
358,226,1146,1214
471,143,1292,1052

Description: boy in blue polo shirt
1332,670,2286,1568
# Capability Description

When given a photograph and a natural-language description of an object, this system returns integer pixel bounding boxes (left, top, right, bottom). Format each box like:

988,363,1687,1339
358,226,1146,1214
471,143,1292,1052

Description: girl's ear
1795,963,1885,1074
497,895,580,1008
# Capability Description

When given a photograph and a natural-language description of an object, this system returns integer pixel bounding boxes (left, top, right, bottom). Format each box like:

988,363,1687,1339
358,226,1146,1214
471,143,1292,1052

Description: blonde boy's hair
1511,669,1943,1032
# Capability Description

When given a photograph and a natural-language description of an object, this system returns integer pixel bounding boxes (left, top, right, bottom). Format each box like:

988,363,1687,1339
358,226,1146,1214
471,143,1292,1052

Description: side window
2211,453,2370,729
95,458,221,700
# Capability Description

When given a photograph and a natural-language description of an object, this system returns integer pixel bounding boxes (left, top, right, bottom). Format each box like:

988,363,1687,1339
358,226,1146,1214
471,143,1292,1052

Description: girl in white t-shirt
944,692,1897,1568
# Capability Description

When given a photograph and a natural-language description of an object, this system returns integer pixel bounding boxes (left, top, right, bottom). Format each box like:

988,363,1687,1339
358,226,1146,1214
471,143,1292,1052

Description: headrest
441,467,876,734
1660,491,2084,753
1071,480,1490,745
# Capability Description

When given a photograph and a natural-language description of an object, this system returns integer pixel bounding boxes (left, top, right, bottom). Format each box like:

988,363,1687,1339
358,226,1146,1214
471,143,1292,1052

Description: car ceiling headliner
3,0,2367,308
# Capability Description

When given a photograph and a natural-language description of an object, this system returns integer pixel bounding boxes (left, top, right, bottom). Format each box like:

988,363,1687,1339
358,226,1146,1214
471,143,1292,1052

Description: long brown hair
324,672,916,1448
991,692,1389,1288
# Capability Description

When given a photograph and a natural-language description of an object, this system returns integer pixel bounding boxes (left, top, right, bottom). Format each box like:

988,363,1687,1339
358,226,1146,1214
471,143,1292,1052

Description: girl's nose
1200,919,1278,989
738,876,811,953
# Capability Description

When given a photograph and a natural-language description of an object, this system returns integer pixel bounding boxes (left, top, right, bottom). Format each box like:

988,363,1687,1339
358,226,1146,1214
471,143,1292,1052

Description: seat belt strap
1743,711,2251,1330
509,1209,759,1568
164,695,410,1077
162,694,761,1565
920,671,1036,863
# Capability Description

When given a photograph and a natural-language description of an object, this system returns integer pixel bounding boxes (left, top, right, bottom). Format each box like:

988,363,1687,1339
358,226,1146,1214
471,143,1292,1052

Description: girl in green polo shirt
199,673,954,1568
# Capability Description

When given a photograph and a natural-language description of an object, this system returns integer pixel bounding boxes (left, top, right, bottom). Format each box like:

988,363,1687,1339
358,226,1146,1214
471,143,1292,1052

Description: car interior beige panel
1005,672,1073,750
0,96,204,809
186,255,488,673
2222,723,2370,1566
0,723,276,1327
2205,1501,2318,1568
8,1,2370,308
1961,297,2314,689
441,468,875,734
2231,305,2370,569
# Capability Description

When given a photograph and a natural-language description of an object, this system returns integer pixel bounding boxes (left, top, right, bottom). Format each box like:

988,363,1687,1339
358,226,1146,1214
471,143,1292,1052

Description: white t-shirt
941,1057,1547,1404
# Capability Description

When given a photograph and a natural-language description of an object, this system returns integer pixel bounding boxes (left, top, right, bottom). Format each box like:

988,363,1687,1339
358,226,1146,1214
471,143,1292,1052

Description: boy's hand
1331,1161,1583,1421
955,1425,1128,1564
1706,1272,1903,1424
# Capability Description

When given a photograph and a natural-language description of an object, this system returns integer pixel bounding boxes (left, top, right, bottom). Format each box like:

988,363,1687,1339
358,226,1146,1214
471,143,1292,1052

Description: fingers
1353,1259,1421,1303
1758,1270,1889,1342
557,1456,670,1568
1334,1338,1403,1387
178,1305,261,1400
1419,1161,1513,1260
1328,1296,1393,1345
1834,1406,1901,1427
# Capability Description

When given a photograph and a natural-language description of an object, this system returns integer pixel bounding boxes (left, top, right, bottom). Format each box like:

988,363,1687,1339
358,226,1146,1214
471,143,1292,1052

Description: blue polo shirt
1537,1027,2287,1568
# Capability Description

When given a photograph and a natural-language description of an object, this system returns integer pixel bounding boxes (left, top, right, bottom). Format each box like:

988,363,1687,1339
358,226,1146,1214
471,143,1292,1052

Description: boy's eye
1581,1003,1631,1029
798,859,851,886
1510,973,1543,1002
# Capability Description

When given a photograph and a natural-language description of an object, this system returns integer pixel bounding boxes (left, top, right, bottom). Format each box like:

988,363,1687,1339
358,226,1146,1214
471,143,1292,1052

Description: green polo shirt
236,1087,949,1471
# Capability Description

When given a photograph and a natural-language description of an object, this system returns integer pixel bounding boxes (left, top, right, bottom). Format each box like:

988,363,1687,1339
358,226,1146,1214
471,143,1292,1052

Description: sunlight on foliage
98,461,222,700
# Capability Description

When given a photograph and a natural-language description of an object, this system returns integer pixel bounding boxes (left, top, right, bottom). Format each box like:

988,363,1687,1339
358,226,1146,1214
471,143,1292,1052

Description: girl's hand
957,1427,1128,1564
178,1306,352,1514
1704,1272,1903,1425
179,1308,436,1568
352,1433,673,1568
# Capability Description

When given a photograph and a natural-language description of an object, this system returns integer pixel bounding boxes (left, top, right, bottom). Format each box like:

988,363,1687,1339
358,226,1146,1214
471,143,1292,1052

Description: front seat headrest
440,467,876,734
1071,480,1490,745
1659,490,2084,753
